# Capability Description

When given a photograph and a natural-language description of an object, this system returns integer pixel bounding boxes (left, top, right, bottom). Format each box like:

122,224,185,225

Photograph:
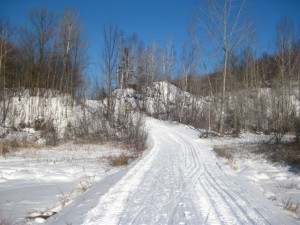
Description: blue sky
1,0,300,78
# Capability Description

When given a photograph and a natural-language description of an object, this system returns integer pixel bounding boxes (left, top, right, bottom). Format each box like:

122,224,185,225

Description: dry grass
56,185,70,208
277,180,298,189
107,154,136,167
78,167,95,192
228,158,238,171
283,197,299,213
213,146,235,160
0,139,41,156
213,146,240,170
73,138,105,145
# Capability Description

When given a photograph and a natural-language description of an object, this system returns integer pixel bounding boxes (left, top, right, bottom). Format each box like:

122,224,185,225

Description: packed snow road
83,119,291,225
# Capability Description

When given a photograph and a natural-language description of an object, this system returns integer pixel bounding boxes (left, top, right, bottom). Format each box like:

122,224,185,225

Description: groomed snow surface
1,118,300,224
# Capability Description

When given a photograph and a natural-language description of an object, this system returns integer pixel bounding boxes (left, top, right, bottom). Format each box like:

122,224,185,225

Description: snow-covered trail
82,119,291,225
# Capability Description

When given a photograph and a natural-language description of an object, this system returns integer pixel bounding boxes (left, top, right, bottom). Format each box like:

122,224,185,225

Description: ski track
82,119,288,225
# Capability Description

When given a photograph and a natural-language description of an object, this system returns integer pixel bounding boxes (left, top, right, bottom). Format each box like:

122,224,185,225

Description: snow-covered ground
1,118,300,224
0,143,131,225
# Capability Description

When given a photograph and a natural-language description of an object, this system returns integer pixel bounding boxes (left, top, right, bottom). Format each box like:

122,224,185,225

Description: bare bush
258,142,300,170
278,180,298,189
213,146,239,170
57,185,70,208
79,167,95,192
282,197,299,213
234,142,300,172
213,146,235,160
124,114,148,154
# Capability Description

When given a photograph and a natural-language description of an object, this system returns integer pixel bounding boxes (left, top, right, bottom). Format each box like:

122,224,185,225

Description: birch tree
58,9,83,95
195,0,252,135
270,18,296,142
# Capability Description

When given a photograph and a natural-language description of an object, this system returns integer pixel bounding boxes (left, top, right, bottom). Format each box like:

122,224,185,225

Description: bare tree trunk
219,48,228,135
102,23,119,124
60,21,72,94
0,20,12,125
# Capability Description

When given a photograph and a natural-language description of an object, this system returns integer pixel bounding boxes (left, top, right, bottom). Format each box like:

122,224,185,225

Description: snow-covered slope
0,81,201,139
111,81,206,117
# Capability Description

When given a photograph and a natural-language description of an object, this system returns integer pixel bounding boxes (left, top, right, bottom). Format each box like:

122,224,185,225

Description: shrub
270,143,300,167
213,146,234,160
213,146,239,170
235,141,300,172
125,115,148,154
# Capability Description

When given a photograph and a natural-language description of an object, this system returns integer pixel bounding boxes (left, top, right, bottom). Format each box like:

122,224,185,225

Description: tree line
1,1,300,142
0,6,86,99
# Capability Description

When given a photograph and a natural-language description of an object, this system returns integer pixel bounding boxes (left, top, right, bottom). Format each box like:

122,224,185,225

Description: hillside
1,81,300,144
1,82,300,224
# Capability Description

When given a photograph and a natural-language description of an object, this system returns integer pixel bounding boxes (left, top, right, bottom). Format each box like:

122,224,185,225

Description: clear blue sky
1,0,300,79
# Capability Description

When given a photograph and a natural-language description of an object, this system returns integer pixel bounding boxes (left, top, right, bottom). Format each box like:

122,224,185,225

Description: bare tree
176,30,200,123
28,6,55,91
189,24,217,134
101,23,119,123
0,18,14,125
181,37,198,93
270,18,297,142
194,0,252,135
117,33,137,90
159,40,175,120
58,9,84,95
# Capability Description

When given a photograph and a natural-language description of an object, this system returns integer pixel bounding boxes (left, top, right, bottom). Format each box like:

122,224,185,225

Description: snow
1,118,300,224
110,81,205,117
0,143,129,225
82,119,299,224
